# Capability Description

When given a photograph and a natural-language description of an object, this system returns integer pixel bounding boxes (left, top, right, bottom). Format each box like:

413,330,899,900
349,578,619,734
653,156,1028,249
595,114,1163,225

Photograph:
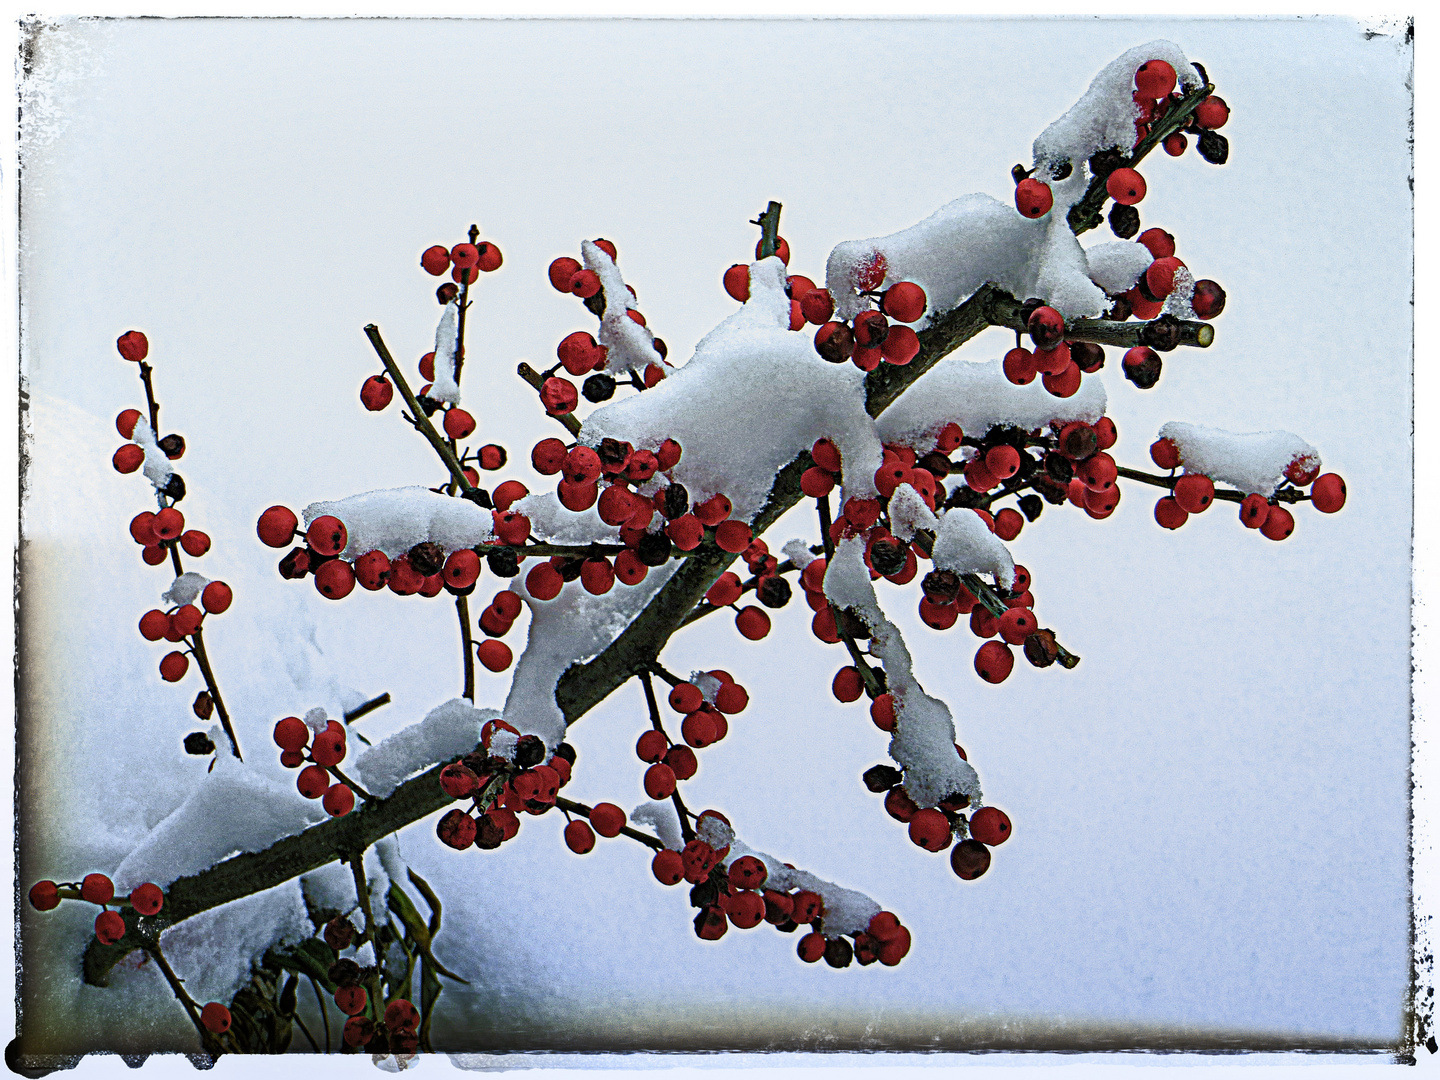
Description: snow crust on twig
931,506,1016,591
581,257,884,521
512,490,621,545
876,357,1106,451
130,417,174,490
302,486,496,560
629,800,683,851
429,301,461,406
161,571,208,607
352,698,500,798
696,815,881,937
823,537,981,810
584,240,661,377
1084,240,1153,295
1159,421,1320,495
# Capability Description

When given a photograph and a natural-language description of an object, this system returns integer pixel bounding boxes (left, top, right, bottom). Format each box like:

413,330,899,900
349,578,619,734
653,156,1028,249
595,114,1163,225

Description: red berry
1192,280,1226,319
128,882,164,916
1150,437,1181,470
1134,59,1176,98
297,765,330,799
569,269,601,298
1311,474,1346,514
116,330,149,363
386,999,421,1032
726,890,766,929
984,445,1021,480
152,507,183,541
159,651,188,682
1027,306,1065,350
644,763,677,800
799,288,835,326
28,881,60,911
1137,227,1176,259
257,505,299,548
652,848,685,885
314,559,356,600
970,806,1012,845
579,802,622,839
421,245,451,276
692,493,731,527
908,807,953,852
997,606,1036,646
541,377,579,415
526,563,563,601
557,331,603,376
441,407,475,440
1106,167,1147,205
94,910,126,944
1238,494,1270,529
112,444,144,474
564,819,596,854
1194,95,1229,130
722,264,750,303
814,321,855,364
307,516,347,557
974,640,1014,683
1014,178,1054,219
116,408,143,440
994,508,1024,541
1163,132,1188,156
1154,496,1189,530
870,693,897,732
881,281,927,323
493,510,531,546
477,639,514,672
1145,256,1183,299
884,786,919,823
881,325,920,365
797,932,826,963
272,716,308,752
832,666,864,703
668,682,703,714
1173,474,1215,514
637,730,670,763
681,711,718,748
334,984,368,1017
1094,417,1118,450
82,873,115,904
197,581,232,615
436,807,478,849
360,375,393,412
951,839,991,880
855,250,889,291
592,238,618,261
1260,505,1295,541
475,242,502,272
755,235,790,264
1003,347,1037,385
715,681,748,714
579,557,615,596
714,519,752,553
548,256,581,292
735,606,771,641
323,783,355,817
169,605,201,637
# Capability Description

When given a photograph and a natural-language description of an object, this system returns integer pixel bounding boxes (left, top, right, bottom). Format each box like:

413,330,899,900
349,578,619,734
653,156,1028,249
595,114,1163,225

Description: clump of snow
511,490,619,546
695,814,735,851
161,571,208,607
629,800,683,851
489,727,519,761
505,561,680,747
1032,40,1201,173
1084,240,1152,295
823,537,981,810
691,671,723,704
353,941,377,967
112,750,326,890
1159,422,1320,495
782,539,816,570
1163,265,1197,319
304,706,329,735
430,301,461,406
302,486,495,560
876,357,1106,452
888,485,939,542
130,417,175,491
931,508,1015,592
353,698,499,798
580,257,884,522
583,240,661,377
158,886,314,1007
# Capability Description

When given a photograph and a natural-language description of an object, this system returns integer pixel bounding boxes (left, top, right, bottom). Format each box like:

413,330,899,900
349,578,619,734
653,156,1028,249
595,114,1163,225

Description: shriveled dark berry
1105,294,1133,321
863,764,904,792
1024,629,1059,668
329,959,362,987
945,485,984,509
1139,313,1183,352
757,576,792,609
661,484,690,520
162,474,187,501
836,608,872,641
436,283,460,305
473,814,505,850
922,568,961,605
514,735,546,769
637,532,673,567
1089,148,1124,175
324,916,356,950
192,691,214,720
554,742,577,765
869,538,908,577
951,839,992,880
415,394,441,417
183,732,215,755
1058,424,1098,461
1123,349,1163,389
557,558,584,583
598,438,632,471
407,541,445,577
279,547,312,579
1108,202,1140,239
582,373,616,402
1197,130,1229,164
460,486,494,509
1071,341,1105,372
157,433,186,458
918,452,952,479
823,936,854,968
652,338,668,360
1018,494,1043,522
1044,453,1075,483
486,547,519,577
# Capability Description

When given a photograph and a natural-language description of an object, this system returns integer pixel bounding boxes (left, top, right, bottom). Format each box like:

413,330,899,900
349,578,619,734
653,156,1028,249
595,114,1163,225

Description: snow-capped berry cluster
862,762,1014,881
431,720,576,852
1148,426,1347,539
273,712,357,817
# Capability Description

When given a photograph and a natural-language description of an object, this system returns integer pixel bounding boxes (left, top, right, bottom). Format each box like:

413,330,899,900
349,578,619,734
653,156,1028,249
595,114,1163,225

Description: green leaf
407,868,444,938
418,957,442,1054
386,881,432,950
278,973,298,1017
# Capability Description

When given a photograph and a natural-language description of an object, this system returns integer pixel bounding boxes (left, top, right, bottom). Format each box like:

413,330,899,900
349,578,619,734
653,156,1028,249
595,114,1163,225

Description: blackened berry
514,735,546,769
157,433,186,459
637,532,673,567
193,691,214,719
1123,349,1163,389
183,732,215,755
1044,453,1075,483
863,764,904,792
162,474,187,501
460,486,494,509
1071,341,1105,372
279,547,312,579
1018,494,1043,522
661,484,690,520
869,538,908,577
757,576,792,609
557,558,584,583
407,541,445,577
486,547,519,577
582,373,616,402
1197,130,1229,164
823,936,854,968
1024,629,1059,668
1108,202,1140,238
1139,313,1182,352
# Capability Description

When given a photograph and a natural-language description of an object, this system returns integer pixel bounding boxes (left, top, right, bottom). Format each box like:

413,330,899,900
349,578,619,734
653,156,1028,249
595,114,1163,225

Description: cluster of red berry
272,715,356,817
864,765,1013,881
432,721,576,852
700,539,788,641
634,671,750,798
28,871,164,944
1149,438,1347,538
330,966,420,1054
542,239,669,414
419,236,504,284
1002,303,1107,398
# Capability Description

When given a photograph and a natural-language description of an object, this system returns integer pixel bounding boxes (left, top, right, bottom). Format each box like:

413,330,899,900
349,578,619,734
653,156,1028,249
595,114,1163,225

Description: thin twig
1115,465,1310,504
309,975,331,1053
137,361,160,434
343,693,391,723
639,671,695,844
189,628,242,761
327,765,377,804
142,936,225,1056
554,795,665,851
815,495,885,699
457,594,475,701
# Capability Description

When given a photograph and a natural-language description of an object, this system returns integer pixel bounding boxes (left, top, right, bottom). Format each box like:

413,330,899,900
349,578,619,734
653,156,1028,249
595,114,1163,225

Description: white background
6,8,1427,1079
